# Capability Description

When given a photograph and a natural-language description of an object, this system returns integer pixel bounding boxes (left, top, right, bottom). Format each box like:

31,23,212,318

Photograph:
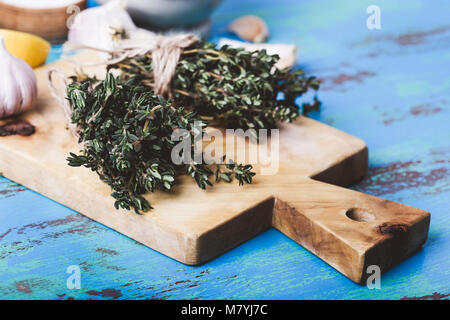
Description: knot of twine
111,33,199,95
149,33,198,95
49,33,199,141
65,32,199,96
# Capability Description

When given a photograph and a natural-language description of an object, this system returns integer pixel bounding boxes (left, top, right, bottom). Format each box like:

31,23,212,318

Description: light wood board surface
0,52,430,284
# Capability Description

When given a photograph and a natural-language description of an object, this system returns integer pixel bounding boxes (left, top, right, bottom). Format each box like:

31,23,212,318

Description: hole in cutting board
345,208,375,222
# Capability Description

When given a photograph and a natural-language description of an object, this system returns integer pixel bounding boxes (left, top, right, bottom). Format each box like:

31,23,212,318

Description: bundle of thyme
109,41,320,134
65,41,320,213
66,74,255,213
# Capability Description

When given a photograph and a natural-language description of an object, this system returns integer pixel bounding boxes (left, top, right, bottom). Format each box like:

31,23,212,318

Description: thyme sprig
108,41,321,134
66,74,255,213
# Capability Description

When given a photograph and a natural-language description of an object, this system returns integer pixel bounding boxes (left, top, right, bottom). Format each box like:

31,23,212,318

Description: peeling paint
0,188,26,197
86,288,123,299
175,280,190,284
0,180,27,198
381,100,447,126
14,281,32,294
319,71,376,90
395,26,450,46
355,160,448,196
95,248,119,256
410,105,443,116
352,25,450,48
106,265,126,271
0,229,12,240
17,215,84,234
402,292,450,300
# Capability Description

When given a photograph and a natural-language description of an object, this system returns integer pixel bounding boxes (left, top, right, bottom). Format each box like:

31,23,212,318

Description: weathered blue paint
1,0,449,299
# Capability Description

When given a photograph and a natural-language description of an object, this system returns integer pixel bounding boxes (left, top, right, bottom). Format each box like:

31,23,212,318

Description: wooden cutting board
0,52,430,284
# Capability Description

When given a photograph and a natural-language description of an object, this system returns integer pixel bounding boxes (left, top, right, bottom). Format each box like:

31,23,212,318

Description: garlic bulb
66,0,137,52
0,35,37,119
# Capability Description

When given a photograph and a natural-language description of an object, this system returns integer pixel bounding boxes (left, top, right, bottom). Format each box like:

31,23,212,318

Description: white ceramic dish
97,0,222,29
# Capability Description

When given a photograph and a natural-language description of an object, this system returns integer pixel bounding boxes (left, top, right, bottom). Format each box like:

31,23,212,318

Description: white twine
48,33,199,144
47,68,81,141
63,32,199,96
107,33,198,95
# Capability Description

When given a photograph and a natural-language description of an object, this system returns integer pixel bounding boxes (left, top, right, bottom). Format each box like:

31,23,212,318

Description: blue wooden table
1,0,449,300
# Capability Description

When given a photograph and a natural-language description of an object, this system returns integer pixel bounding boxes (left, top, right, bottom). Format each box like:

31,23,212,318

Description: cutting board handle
271,178,430,284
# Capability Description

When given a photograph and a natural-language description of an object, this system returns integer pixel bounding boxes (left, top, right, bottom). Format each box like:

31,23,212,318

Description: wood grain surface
0,50,429,284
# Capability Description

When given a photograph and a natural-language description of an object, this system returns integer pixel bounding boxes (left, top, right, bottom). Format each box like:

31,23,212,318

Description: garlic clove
0,35,37,119
0,68,20,118
15,61,37,114
228,15,269,43
218,38,297,70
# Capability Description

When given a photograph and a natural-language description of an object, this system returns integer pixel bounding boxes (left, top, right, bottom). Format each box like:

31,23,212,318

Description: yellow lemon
0,29,51,68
